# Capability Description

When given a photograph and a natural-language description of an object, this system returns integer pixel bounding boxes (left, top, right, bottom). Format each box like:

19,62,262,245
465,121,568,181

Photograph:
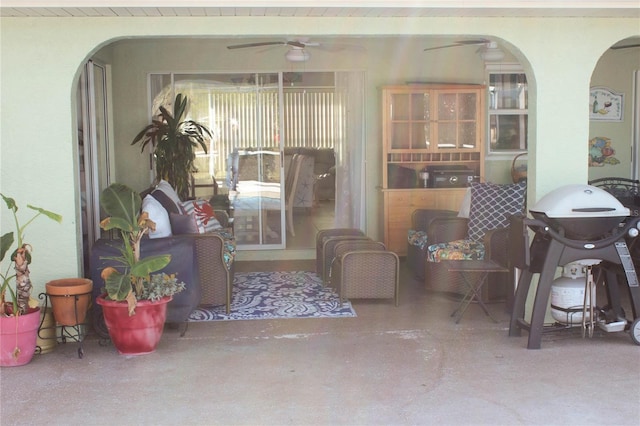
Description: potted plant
45,277,93,326
1,193,62,367
95,183,185,355
131,93,212,200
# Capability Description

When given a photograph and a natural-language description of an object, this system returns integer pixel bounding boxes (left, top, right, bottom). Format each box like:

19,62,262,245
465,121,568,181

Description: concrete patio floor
1,260,639,426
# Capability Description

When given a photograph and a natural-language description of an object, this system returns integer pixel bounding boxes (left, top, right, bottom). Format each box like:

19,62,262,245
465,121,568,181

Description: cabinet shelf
387,152,481,163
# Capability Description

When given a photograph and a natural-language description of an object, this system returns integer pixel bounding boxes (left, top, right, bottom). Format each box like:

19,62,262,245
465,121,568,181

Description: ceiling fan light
479,46,505,62
285,48,310,62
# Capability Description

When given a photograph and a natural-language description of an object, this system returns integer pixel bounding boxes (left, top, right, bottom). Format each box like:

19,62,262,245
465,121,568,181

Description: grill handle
572,207,617,213
524,217,640,250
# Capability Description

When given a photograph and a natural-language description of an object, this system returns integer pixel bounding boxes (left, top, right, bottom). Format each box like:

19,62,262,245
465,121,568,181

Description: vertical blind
192,88,337,180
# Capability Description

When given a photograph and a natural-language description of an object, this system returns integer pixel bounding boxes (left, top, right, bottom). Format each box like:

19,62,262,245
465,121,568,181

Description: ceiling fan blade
227,41,286,50
610,43,640,50
227,40,306,50
424,43,466,52
456,39,490,45
284,40,306,48
424,38,489,52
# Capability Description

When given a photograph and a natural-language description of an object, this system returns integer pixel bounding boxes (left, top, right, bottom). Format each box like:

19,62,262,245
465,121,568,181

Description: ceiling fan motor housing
285,48,310,62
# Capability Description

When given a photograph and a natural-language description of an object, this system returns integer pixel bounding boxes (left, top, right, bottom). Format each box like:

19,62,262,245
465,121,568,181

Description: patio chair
588,177,640,216
407,189,471,280
425,181,526,301
407,209,461,280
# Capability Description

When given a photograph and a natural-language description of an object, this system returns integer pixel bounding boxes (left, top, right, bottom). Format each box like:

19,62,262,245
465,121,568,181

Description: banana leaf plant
1,194,62,316
131,93,212,200
98,183,171,315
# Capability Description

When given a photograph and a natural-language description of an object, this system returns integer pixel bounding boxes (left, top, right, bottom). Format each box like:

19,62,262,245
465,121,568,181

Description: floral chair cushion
427,239,485,262
408,230,429,250
211,229,236,269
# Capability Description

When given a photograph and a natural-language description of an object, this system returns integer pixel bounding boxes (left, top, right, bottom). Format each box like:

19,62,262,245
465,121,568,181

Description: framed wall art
590,86,624,122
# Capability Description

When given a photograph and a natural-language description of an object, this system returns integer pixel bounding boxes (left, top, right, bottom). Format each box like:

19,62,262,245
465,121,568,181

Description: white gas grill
509,184,640,349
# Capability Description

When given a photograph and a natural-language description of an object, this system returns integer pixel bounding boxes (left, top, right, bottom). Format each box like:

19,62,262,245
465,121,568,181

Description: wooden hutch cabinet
381,84,485,255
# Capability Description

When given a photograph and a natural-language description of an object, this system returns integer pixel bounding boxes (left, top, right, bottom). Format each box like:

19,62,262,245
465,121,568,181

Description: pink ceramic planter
0,307,41,367
96,295,171,355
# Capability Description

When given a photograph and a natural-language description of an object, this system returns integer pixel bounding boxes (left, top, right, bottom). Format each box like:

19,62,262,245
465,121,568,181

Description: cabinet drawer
387,191,412,205
411,192,437,208
387,232,408,254
388,206,412,224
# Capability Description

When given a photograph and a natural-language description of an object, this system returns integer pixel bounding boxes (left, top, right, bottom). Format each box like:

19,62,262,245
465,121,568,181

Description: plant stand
37,292,90,359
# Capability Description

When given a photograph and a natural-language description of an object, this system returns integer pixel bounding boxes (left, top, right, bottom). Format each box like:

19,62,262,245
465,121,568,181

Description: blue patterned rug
188,271,356,321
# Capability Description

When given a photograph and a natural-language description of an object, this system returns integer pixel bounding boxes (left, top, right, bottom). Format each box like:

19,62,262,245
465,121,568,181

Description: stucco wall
1,15,638,294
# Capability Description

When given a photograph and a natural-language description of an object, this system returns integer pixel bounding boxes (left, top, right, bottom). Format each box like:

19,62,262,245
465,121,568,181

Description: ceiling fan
227,38,320,62
424,38,505,62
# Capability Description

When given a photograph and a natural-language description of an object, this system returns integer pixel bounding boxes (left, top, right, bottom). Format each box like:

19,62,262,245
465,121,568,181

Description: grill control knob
629,228,639,238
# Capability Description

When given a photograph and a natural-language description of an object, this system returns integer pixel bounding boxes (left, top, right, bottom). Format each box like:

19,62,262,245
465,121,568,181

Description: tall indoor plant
131,93,212,200
95,183,184,355
1,193,62,366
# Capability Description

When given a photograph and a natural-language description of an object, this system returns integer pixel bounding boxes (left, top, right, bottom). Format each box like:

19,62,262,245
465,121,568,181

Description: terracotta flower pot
0,307,41,367
96,295,171,355
46,278,93,326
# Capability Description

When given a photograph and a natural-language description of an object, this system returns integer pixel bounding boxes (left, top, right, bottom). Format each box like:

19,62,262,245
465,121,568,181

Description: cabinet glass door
436,91,478,150
389,92,430,150
412,93,430,149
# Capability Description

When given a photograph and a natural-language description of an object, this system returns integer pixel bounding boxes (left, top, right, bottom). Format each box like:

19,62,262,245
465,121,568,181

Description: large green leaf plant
1,194,62,316
131,93,212,200
98,183,182,316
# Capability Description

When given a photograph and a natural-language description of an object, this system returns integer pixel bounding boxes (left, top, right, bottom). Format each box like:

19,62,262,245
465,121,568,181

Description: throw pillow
151,189,180,215
457,188,472,218
155,180,182,209
179,199,223,233
141,194,172,239
467,181,526,242
169,212,199,235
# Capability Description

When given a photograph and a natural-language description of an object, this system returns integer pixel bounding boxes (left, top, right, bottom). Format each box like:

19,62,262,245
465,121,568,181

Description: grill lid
530,184,630,219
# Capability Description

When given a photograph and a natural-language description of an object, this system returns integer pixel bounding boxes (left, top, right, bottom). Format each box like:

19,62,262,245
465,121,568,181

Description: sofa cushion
179,199,222,233
141,194,172,239
467,182,526,242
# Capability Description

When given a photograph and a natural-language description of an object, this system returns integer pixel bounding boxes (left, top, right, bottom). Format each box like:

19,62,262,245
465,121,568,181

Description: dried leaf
126,291,137,316
101,267,117,281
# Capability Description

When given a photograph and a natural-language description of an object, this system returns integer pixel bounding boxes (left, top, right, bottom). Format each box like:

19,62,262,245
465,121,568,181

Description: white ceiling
1,1,639,18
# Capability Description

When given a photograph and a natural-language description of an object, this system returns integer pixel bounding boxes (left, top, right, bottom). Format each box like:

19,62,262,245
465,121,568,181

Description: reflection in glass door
150,73,286,249
221,73,284,248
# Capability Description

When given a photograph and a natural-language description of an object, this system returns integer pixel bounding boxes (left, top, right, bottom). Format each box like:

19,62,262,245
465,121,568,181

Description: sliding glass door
78,60,112,275
146,71,360,250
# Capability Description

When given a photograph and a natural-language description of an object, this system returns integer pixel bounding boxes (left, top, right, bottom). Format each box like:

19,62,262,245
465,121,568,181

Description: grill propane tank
551,262,596,326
